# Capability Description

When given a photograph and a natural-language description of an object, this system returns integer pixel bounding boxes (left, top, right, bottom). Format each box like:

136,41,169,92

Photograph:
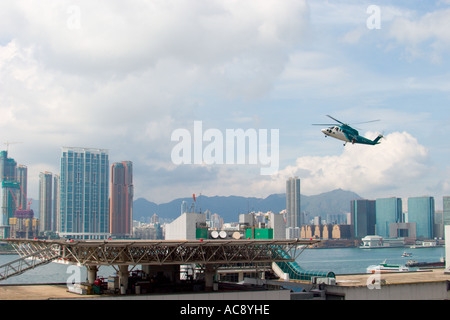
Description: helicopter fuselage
315,115,383,146
321,124,381,145
322,125,358,143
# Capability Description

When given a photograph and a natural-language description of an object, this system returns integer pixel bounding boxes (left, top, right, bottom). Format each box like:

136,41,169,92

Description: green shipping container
245,228,273,239
196,228,208,239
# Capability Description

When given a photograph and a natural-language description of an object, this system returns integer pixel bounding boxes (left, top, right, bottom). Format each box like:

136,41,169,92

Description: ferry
366,260,409,273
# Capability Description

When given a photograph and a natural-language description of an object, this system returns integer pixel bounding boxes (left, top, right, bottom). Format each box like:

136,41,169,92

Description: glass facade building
443,196,450,227
59,147,109,239
407,196,435,239
375,198,403,238
0,151,19,238
351,199,376,238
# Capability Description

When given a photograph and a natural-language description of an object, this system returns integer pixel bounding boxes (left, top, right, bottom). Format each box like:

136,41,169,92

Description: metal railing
0,244,61,281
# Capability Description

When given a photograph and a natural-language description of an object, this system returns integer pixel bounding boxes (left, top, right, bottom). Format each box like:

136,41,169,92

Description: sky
1,0,450,208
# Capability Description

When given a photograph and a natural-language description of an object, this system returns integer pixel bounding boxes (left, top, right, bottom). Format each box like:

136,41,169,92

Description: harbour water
0,246,445,284
0,255,116,285
297,246,445,275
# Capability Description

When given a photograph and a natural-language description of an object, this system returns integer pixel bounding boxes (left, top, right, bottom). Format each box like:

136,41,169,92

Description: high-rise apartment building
286,177,301,229
110,161,133,238
17,165,28,210
0,150,17,181
351,199,376,238
39,171,53,234
375,197,403,238
407,196,435,239
53,174,60,232
59,147,109,239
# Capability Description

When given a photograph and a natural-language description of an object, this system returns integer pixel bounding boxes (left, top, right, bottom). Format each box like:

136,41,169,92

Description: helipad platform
3,238,317,266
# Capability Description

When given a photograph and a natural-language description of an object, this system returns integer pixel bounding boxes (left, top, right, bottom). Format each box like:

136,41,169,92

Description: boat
366,260,410,273
405,257,445,268
401,252,412,257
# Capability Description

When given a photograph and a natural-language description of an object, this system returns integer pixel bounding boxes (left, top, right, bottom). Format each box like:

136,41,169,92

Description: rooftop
335,268,450,287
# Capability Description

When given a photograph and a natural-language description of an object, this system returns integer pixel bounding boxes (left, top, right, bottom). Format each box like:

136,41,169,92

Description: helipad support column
86,265,98,285
204,265,217,291
118,265,129,294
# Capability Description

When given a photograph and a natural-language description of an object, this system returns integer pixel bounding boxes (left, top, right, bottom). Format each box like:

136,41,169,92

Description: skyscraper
443,196,450,227
0,150,17,181
17,165,28,210
375,197,403,238
351,199,376,238
0,151,19,238
286,177,301,229
110,161,133,238
39,171,52,234
408,196,435,239
59,147,109,239
53,174,60,232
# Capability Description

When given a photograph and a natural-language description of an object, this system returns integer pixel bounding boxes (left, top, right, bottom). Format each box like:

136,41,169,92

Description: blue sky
1,0,450,209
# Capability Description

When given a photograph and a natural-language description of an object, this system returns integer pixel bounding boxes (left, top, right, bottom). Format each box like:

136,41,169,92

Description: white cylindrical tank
232,232,241,240
211,230,219,239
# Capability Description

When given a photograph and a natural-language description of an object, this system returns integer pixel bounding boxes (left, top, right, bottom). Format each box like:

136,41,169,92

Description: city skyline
5,145,450,210
0,146,447,241
2,1,450,207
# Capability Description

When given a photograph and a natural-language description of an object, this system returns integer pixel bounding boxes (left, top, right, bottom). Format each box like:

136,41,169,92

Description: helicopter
314,115,383,146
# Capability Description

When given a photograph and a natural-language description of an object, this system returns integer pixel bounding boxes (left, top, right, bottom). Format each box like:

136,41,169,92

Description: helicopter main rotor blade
312,124,336,126
351,119,381,125
326,115,346,125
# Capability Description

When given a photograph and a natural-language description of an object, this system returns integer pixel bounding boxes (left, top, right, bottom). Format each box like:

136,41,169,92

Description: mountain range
133,189,362,223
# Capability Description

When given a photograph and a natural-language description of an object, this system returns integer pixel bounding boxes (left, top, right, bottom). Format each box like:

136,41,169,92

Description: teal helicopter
314,115,383,146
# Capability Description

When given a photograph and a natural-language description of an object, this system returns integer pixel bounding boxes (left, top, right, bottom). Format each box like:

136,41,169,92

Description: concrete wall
268,213,285,239
325,281,450,300
165,212,206,240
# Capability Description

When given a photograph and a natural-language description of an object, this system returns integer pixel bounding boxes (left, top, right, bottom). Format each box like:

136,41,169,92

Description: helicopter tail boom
372,134,383,145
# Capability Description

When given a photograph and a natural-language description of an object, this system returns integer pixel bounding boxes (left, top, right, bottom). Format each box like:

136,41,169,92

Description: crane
2,141,22,153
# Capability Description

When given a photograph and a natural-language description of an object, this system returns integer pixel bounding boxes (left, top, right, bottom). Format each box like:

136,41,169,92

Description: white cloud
388,8,450,62
1,0,448,206
265,131,429,197
0,0,311,201
163,131,430,203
